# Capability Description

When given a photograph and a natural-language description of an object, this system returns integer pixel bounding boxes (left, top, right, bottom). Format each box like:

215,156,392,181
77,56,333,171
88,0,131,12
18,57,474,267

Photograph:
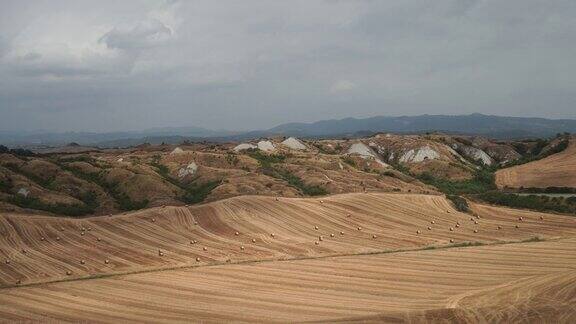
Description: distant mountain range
2,114,576,148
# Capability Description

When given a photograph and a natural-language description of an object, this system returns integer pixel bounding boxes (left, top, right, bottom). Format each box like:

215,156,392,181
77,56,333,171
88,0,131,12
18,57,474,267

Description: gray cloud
0,0,575,133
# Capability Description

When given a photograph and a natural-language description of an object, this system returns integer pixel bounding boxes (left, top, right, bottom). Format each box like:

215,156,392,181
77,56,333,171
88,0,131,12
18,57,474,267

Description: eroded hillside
0,134,565,217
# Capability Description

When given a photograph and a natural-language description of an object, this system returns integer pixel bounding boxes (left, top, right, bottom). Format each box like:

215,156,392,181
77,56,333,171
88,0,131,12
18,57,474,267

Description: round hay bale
372,234,377,239
87,227,92,231
194,221,198,225
473,229,478,233
235,231,239,236
66,270,72,276
151,218,156,223
5,259,10,265
203,247,208,251
270,233,275,238
275,197,279,201
80,232,85,236
515,225,519,228
455,224,460,228
81,227,86,232
196,257,200,262
315,241,319,245
540,216,544,220
314,226,319,230
357,227,362,231
450,239,454,243
80,260,85,265
40,237,45,241
474,221,478,225
319,200,324,204
319,236,323,241
330,233,335,238
416,230,421,234
96,237,101,242
340,231,344,235
431,221,435,224
427,227,432,231
240,246,245,250
56,236,60,241
449,227,454,231
518,217,523,221
252,238,256,243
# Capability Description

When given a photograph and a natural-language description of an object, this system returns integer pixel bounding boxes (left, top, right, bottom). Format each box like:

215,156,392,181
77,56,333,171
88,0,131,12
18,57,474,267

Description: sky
0,0,575,133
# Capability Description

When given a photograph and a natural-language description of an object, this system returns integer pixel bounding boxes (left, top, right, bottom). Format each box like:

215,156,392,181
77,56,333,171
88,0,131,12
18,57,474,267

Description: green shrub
181,180,221,204
446,195,470,213
341,156,356,167
0,178,12,193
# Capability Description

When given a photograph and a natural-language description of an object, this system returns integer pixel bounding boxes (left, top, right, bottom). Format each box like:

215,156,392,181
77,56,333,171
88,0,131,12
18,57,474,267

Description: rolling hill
496,137,576,189
1,192,575,322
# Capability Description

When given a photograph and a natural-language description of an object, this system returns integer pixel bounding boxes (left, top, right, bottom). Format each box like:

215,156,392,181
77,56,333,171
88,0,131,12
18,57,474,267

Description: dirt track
1,193,576,322
496,138,576,188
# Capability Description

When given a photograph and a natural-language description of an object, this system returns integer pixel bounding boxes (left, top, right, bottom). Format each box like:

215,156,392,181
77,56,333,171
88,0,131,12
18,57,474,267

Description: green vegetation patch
0,177,13,193
59,163,148,212
477,192,576,215
273,169,328,196
246,149,327,196
181,180,222,204
341,156,356,167
9,194,96,217
417,169,496,195
504,136,570,168
150,157,220,205
446,195,470,213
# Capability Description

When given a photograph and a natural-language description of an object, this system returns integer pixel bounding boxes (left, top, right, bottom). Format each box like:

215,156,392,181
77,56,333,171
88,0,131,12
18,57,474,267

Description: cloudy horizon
1,0,575,133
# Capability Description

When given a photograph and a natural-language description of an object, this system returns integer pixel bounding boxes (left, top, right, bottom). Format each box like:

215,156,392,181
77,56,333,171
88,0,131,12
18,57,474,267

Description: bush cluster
477,192,576,215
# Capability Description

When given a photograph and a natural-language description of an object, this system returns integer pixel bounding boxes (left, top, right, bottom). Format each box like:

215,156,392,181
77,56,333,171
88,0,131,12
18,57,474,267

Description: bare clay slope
2,193,576,289
1,237,575,323
496,138,576,189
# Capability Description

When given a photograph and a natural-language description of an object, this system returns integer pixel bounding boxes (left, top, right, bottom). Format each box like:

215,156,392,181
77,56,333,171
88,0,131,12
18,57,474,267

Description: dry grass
496,138,576,189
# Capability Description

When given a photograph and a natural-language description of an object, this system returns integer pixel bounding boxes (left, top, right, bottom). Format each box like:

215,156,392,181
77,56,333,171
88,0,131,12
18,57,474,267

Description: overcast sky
1,0,575,132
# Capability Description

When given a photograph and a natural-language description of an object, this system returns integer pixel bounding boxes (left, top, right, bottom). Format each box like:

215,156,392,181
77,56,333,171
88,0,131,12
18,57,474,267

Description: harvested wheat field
1,192,576,322
2,193,576,288
496,138,576,189
1,237,575,323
